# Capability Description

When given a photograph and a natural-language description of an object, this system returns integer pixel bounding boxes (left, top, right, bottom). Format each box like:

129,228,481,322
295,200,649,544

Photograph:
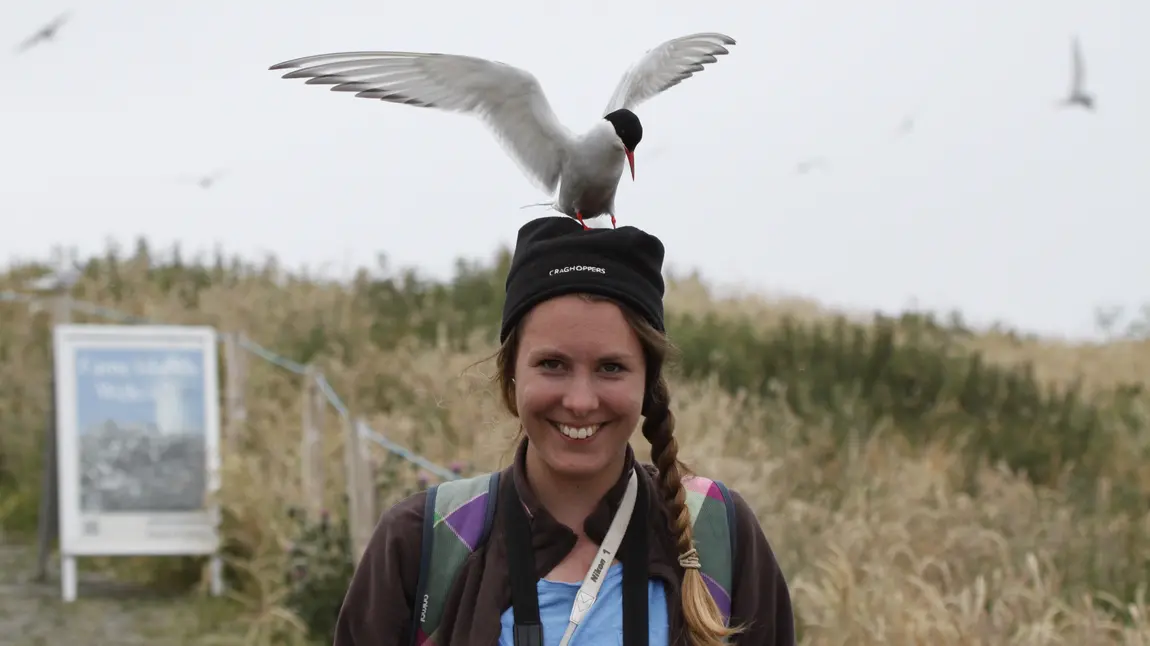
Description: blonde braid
642,377,744,645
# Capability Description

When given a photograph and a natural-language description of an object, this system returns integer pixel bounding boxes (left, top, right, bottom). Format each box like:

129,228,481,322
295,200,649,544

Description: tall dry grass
0,246,1147,645
340,342,1150,646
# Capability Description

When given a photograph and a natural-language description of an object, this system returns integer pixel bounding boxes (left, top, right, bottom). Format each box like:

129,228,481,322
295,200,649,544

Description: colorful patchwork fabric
411,472,498,646
682,474,736,624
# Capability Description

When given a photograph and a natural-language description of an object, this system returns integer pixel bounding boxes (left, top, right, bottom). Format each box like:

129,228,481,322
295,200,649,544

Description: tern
794,157,829,175
1061,35,1095,111
177,169,229,190
14,12,70,55
269,33,737,229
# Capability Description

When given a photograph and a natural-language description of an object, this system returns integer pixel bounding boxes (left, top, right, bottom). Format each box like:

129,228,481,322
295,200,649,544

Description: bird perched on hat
270,32,737,230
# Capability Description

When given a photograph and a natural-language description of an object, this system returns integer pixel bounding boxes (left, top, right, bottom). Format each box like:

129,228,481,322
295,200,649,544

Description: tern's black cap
500,216,666,344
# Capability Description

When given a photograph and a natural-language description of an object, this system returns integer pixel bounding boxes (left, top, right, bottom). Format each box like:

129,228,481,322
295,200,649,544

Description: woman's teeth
556,423,602,440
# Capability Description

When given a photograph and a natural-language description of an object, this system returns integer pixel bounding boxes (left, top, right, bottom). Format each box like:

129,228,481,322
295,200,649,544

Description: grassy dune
1,242,1148,645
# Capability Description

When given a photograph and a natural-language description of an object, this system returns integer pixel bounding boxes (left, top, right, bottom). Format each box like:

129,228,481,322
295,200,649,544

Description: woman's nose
562,373,599,414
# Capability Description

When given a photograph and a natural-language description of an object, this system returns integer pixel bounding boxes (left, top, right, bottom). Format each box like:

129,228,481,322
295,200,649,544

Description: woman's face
514,294,646,483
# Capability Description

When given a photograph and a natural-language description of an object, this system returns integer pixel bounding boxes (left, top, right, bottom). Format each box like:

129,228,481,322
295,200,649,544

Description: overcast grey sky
2,0,1145,340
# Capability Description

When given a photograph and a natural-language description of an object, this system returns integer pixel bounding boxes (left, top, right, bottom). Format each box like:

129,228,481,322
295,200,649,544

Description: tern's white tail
518,201,562,212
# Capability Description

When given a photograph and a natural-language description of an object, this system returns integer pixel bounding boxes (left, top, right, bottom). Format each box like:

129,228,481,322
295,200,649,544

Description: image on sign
74,347,208,513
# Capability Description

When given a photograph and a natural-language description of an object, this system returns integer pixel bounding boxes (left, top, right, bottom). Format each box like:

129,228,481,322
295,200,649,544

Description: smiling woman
509,294,647,487
333,216,796,646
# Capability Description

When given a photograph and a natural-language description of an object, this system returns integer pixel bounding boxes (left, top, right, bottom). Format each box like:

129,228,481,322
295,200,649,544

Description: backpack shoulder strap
409,471,501,646
681,474,737,627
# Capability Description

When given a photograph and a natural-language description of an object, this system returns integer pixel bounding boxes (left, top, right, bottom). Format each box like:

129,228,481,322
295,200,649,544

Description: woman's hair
495,293,743,646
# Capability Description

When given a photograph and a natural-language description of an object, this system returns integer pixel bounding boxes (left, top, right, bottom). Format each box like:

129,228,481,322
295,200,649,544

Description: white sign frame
53,324,223,602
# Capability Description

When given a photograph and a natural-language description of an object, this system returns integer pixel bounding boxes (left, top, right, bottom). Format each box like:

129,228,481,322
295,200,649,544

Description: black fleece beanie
500,216,666,344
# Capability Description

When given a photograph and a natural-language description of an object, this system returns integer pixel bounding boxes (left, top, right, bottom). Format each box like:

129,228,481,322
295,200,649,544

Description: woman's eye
601,363,624,374
539,359,562,370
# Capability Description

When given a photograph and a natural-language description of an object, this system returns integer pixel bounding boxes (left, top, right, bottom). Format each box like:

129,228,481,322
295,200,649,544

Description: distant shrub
664,312,1139,493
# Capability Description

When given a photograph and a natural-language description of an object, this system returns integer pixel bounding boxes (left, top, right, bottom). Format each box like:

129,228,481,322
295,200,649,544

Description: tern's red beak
625,149,635,181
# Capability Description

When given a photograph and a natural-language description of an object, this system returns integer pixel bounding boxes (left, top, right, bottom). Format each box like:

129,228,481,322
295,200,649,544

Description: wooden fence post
223,332,247,452
341,416,378,564
312,374,327,514
300,366,323,517
342,415,366,563
356,418,376,541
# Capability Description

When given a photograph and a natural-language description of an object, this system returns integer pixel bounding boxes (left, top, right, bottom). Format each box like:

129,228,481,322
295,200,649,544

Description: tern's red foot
575,211,590,230
610,214,617,229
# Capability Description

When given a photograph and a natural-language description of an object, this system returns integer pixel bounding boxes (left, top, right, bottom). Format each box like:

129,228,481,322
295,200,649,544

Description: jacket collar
493,436,685,641
509,435,640,547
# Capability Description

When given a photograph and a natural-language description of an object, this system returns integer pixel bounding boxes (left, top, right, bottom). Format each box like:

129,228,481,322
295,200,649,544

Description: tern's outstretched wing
270,51,574,195
601,33,736,116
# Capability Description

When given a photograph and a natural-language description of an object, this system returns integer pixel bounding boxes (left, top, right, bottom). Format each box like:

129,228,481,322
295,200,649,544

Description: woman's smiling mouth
550,420,605,440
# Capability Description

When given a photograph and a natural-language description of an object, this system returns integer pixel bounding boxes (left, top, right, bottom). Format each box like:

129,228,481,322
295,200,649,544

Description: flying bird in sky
269,32,737,229
1060,35,1095,111
13,12,70,55
176,170,228,190
894,114,915,137
794,157,829,175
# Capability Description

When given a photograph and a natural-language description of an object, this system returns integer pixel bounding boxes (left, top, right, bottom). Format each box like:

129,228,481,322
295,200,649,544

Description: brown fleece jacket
333,441,796,645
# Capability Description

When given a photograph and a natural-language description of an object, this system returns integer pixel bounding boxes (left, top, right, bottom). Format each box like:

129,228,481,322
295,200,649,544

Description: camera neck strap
504,466,649,646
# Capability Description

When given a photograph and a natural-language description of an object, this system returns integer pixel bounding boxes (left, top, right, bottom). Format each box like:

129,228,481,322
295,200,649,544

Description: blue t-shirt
498,562,669,646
